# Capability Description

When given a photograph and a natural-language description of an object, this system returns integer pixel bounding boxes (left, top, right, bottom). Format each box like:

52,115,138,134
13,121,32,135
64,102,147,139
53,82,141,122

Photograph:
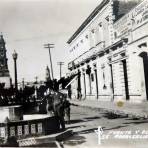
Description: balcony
68,41,106,70
96,41,105,53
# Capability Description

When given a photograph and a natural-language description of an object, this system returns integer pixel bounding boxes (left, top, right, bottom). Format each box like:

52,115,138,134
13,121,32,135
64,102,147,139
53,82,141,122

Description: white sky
0,0,101,83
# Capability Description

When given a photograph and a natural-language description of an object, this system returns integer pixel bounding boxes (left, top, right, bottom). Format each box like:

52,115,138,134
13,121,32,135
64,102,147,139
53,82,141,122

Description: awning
65,75,78,89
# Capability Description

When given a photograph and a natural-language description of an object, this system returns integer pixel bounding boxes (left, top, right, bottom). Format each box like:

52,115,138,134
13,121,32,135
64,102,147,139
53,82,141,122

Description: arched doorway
139,52,148,99
122,59,129,100
77,70,81,100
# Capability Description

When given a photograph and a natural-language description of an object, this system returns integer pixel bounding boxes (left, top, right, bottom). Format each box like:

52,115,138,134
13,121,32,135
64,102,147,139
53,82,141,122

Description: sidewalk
70,99,148,119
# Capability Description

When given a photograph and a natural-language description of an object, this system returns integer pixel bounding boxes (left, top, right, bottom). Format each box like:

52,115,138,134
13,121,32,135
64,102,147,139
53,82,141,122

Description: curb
18,130,73,147
71,102,148,120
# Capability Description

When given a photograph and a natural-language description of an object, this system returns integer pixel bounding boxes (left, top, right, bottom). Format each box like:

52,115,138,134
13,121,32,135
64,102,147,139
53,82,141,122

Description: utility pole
22,78,25,90
44,43,54,80
57,62,64,79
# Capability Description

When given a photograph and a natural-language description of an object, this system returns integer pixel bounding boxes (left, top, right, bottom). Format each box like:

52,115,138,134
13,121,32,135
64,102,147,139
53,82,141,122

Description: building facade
67,0,148,102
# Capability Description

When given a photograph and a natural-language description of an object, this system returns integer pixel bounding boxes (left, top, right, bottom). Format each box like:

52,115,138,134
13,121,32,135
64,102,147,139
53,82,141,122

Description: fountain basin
0,105,23,122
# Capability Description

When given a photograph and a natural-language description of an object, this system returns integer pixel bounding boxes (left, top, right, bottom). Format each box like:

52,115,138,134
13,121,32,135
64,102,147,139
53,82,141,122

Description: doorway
139,52,148,99
122,60,129,100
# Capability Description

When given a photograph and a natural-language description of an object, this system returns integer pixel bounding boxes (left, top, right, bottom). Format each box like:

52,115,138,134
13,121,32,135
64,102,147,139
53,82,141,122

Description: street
62,105,148,148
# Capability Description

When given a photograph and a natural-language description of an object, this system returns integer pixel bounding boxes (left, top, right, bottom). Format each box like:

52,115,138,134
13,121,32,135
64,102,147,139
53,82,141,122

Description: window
85,35,88,39
114,32,117,39
91,74,94,82
105,16,109,22
93,63,97,68
91,29,95,33
99,22,102,27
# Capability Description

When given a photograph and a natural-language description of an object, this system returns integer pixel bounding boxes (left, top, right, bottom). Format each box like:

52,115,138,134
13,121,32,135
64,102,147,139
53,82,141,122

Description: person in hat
53,91,65,130
63,97,71,124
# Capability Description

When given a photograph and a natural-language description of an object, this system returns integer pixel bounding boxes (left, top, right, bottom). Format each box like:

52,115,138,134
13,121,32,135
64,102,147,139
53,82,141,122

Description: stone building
67,0,148,102
0,35,11,88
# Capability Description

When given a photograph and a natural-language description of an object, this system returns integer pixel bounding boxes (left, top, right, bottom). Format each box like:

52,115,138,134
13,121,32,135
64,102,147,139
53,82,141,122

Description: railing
0,116,60,140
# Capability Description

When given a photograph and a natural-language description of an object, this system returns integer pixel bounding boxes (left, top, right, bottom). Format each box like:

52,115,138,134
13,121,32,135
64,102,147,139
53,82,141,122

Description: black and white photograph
0,0,147,147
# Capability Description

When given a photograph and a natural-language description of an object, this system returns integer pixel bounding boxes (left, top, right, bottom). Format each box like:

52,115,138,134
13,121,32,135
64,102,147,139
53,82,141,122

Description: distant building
0,34,11,88
67,0,148,103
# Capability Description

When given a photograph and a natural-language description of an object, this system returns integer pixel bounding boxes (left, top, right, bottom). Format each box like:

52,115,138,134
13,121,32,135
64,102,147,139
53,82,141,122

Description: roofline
67,0,110,44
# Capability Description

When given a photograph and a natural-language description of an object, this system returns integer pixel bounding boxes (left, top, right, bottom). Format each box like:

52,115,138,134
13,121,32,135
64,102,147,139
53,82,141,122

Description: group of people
41,90,71,130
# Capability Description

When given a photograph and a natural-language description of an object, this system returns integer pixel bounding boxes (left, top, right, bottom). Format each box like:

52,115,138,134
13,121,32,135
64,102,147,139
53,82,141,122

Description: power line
57,62,64,79
44,43,54,80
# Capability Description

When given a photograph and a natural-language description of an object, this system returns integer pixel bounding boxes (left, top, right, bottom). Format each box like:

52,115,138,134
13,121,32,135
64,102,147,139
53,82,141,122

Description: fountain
0,105,60,146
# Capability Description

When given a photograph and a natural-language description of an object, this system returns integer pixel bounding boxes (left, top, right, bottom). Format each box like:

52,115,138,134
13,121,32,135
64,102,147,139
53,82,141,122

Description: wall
68,2,112,65
112,0,148,102
114,0,148,42
68,0,148,102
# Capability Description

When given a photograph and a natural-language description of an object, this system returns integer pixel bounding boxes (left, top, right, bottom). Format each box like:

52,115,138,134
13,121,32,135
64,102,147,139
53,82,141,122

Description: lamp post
12,50,18,92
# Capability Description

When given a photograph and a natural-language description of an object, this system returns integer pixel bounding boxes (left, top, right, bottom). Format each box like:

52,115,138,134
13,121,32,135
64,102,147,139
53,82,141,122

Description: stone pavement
70,99,148,119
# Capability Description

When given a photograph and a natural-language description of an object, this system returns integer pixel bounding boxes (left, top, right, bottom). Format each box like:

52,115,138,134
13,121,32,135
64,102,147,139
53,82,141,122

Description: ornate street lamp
12,50,18,91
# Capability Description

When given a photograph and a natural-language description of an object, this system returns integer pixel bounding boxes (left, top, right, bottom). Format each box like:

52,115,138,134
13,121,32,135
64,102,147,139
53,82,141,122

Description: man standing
53,92,65,130
67,85,71,99
46,94,54,116
63,98,71,124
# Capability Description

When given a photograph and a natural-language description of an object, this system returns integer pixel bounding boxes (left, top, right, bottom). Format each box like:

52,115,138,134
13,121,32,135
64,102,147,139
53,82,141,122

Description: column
99,23,103,43
86,65,91,96
109,63,114,101
122,59,129,100
77,69,81,99
80,68,86,99
128,54,146,101
93,64,99,99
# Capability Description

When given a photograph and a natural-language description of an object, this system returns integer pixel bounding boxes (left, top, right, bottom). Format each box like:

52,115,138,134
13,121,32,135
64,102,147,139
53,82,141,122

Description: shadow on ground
77,128,98,134
101,112,128,119
70,119,86,124
84,116,100,120
123,120,148,125
70,115,101,124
